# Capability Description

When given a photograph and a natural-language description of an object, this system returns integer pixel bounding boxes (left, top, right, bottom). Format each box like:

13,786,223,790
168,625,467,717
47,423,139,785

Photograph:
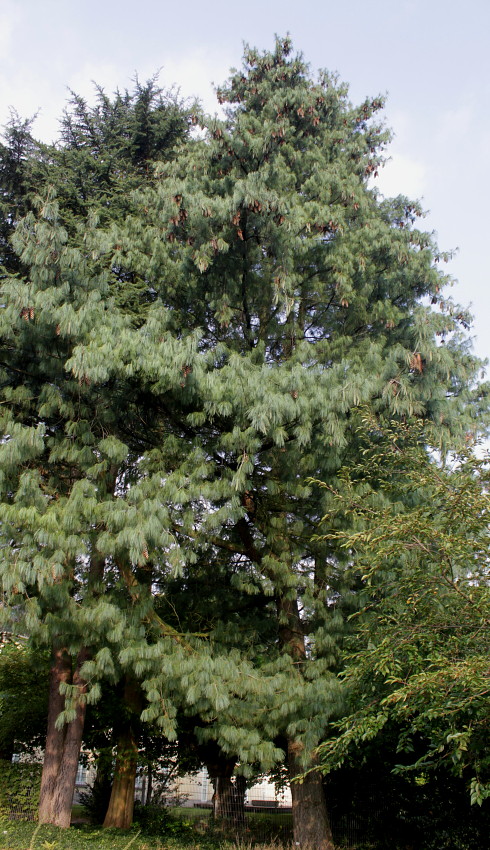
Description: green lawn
0,820,225,850
170,806,292,844
0,816,295,850
0,803,294,850
170,805,210,820
71,804,89,820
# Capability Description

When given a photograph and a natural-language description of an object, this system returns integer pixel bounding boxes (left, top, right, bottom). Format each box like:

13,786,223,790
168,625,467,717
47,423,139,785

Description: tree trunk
103,675,141,829
103,728,138,829
90,751,114,823
200,745,238,824
233,775,247,826
213,774,234,820
278,595,335,850
211,775,246,826
145,761,152,805
38,648,70,825
212,773,247,828
288,739,335,850
38,648,88,828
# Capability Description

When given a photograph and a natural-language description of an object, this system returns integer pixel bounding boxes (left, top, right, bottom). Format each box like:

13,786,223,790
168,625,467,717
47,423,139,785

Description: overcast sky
1,0,489,373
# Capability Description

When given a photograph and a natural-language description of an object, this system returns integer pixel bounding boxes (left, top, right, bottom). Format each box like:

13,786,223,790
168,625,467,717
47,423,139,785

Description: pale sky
1,0,489,374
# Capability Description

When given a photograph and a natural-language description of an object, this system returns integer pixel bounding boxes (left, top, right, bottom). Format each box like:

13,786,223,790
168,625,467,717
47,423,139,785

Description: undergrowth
0,820,237,850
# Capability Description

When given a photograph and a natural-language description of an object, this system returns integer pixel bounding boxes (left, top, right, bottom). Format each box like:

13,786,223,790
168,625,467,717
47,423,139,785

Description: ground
0,814,296,850
1,821,223,850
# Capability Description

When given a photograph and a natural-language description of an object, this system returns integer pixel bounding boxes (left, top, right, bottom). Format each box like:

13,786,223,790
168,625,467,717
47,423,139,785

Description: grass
167,807,292,846
0,820,228,850
172,807,292,827
169,806,210,820
0,799,294,850
70,805,88,821
0,815,294,850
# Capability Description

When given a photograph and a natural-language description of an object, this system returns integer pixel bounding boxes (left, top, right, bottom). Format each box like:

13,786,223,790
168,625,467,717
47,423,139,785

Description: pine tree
1,39,487,846
0,112,42,276
101,37,486,848
0,81,195,828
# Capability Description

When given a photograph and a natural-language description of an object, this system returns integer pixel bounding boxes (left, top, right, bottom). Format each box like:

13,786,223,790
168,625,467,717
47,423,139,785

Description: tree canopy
0,36,488,847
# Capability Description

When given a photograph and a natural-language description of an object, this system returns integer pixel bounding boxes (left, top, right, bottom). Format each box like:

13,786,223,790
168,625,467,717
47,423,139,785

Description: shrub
0,759,41,822
133,801,193,837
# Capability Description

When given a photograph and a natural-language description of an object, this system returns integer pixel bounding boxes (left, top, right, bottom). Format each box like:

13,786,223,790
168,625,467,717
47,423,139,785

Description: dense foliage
0,760,41,823
315,416,490,804
0,642,49,759
0,36,488,846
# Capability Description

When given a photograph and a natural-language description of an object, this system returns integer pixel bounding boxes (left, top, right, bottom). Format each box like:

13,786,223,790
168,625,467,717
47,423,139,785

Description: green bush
78,774,112,824
133,801,193,837
0,759,41,822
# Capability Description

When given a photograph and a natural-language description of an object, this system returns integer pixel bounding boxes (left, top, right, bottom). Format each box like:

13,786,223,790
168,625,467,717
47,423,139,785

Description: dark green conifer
0,80,195,828
0,112,40,276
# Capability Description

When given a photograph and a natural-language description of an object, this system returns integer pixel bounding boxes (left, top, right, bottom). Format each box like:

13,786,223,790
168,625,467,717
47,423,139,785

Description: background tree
0,112,40,277
0,640,49,761
0,81,195,828
322,729,490,850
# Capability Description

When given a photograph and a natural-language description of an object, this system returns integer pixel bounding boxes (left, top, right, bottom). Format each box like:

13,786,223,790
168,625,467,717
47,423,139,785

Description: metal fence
150,775,294,845
150,776,363,848
1,763,366,847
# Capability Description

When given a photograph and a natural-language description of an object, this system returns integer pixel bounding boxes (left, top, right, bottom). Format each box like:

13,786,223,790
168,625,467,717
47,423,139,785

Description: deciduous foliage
0,759,41,822
0,642,49,760
314,415,490,806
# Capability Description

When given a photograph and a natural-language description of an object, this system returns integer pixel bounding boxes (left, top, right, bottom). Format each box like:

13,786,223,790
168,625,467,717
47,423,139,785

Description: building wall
73,762,292,808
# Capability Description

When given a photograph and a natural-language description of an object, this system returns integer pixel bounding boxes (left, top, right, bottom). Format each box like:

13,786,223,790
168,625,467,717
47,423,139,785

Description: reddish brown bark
288,740,335,850
103,675,142,829
102,727,138,829
279,594,336,850
38,648,88,828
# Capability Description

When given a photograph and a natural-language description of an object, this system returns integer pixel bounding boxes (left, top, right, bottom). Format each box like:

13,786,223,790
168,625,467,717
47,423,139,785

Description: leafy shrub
78,767,113,824
133,801,193,836
323,739,490,850
0,759,41,822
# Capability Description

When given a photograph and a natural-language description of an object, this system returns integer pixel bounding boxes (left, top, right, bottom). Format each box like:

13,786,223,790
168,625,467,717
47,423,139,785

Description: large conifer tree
0,81,195,828
1,39,487,846
105,38,485,848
